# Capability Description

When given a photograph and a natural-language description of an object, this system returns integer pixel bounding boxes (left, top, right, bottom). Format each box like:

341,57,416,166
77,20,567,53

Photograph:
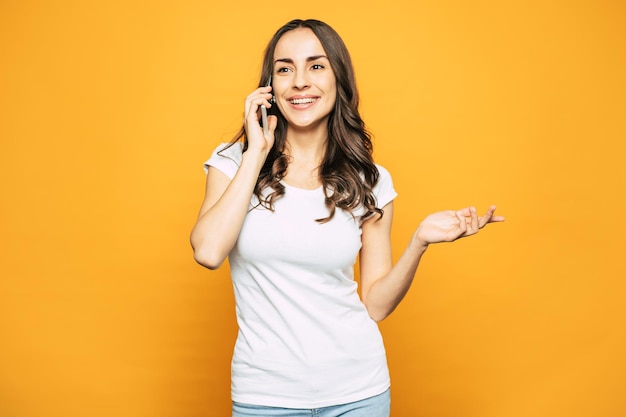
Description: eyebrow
273,55,328,64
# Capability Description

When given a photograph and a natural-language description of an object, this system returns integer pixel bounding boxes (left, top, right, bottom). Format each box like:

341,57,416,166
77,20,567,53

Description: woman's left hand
414,205,505,247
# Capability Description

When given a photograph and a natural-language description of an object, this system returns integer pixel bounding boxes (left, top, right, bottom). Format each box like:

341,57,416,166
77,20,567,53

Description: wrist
242,147,269,169
410,230,429,252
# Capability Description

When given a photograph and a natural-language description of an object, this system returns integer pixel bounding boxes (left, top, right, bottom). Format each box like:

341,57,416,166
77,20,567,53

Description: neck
284,127,328,167
281,126,328,189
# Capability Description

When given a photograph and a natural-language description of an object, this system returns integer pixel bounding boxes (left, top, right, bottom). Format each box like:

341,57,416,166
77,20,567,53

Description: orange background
1,1,625,416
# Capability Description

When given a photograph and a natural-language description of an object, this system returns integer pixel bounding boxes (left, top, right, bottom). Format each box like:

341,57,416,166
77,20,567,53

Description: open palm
416,205,505,244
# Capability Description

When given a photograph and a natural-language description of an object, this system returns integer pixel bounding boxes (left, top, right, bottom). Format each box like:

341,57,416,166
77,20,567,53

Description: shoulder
203,142,244,178
211,142,244,165
375,164,393,181
372,163,397,209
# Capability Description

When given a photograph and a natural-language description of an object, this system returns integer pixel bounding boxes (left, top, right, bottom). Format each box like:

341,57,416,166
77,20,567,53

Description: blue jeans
232,389,391,417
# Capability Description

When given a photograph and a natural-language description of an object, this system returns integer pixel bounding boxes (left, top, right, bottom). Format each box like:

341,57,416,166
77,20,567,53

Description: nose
292,70,310,90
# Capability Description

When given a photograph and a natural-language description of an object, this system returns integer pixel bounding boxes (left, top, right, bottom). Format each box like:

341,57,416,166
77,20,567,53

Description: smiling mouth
289,97,318,105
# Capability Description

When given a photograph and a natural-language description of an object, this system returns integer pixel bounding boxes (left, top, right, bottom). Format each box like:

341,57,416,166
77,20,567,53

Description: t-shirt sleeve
373,164,398,209
203,142,244,179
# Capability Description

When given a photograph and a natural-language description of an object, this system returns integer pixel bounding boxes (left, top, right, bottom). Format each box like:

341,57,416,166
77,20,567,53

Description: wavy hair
223,19,382,223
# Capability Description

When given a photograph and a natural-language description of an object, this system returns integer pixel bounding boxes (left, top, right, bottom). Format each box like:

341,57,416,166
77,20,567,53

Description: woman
190,18,504,417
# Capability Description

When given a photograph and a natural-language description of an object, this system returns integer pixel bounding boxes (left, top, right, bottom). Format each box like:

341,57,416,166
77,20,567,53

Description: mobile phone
260,77,272,137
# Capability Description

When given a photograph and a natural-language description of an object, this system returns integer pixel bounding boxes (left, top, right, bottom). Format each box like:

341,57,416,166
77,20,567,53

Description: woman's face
271,28,337,133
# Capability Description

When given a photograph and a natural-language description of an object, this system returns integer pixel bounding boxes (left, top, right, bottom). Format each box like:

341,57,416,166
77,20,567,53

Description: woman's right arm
190,86,276,269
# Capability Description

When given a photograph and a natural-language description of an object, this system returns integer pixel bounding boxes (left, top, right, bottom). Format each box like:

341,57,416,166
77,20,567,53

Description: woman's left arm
359,204,504,322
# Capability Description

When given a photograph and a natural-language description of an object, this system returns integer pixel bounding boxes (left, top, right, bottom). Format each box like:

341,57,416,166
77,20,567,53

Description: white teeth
290,98,316,105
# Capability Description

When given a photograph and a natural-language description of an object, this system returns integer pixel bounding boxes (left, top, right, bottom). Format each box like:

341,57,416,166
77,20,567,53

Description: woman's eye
311,64,324,70
276,67,291,73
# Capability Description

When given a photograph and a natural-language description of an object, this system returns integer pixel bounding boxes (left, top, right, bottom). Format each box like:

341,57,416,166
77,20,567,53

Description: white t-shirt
204,142,398,408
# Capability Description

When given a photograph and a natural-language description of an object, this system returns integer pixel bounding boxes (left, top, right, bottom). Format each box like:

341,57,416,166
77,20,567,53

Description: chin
288,114,331,128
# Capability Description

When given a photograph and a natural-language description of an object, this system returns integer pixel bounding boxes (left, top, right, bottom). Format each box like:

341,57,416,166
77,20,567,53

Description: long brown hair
224,19,382,223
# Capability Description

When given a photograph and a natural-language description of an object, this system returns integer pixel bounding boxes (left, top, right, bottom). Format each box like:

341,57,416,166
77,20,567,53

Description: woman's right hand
243,86,277,154
191,87,277,270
